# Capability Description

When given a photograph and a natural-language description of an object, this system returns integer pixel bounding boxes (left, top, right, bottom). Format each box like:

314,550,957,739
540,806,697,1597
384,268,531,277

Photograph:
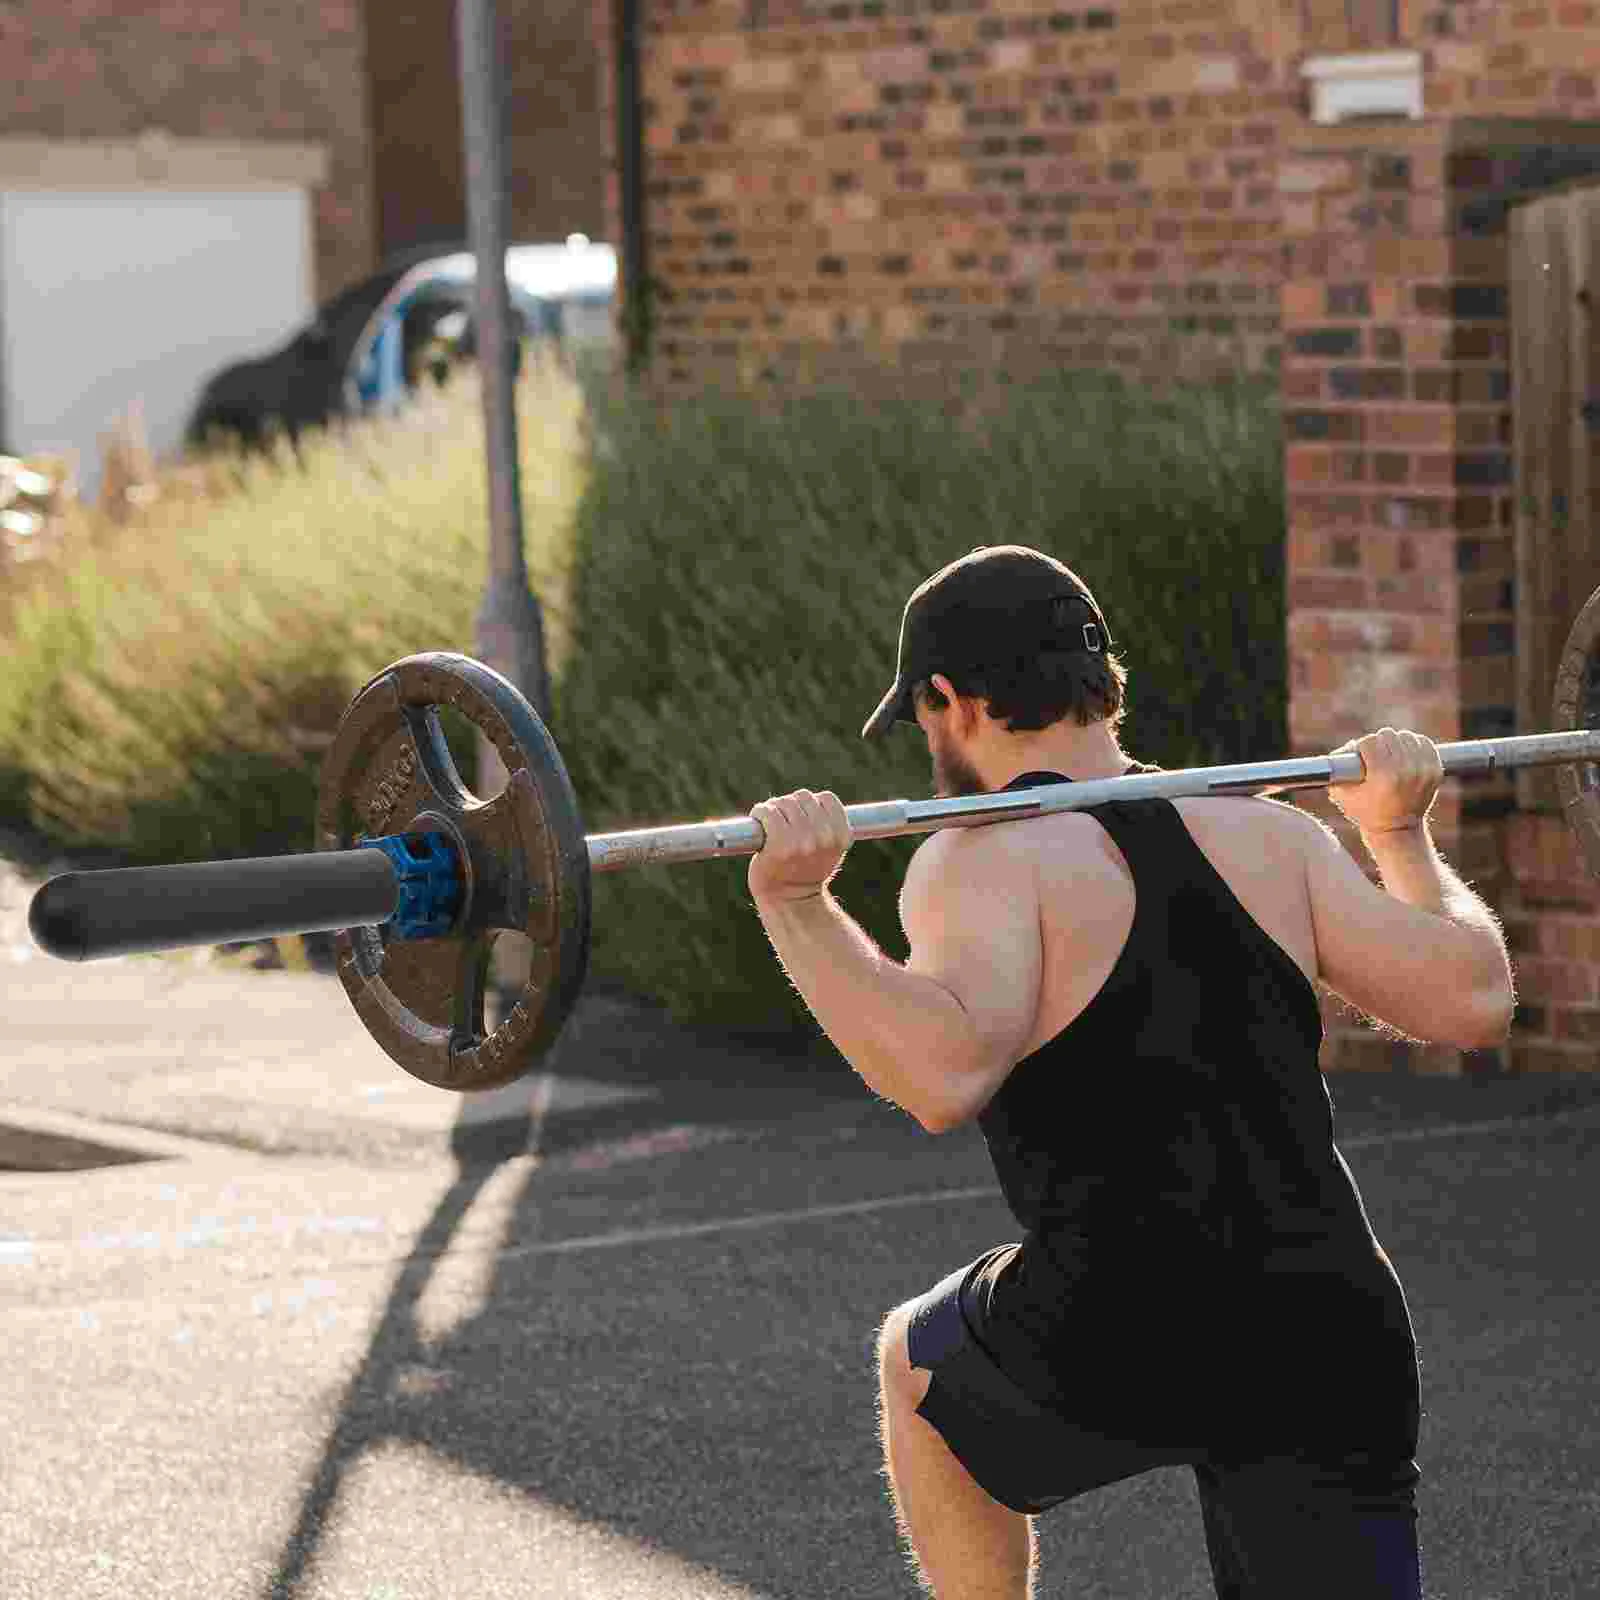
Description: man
747,545,1515,1600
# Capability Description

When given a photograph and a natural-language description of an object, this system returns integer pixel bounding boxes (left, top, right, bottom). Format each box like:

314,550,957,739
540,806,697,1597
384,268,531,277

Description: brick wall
626,0,1307,390
1413,0,1600,114
0,0,375,302
1280,123,1466,1076
1282,126,1600,757
603,0,1600,381
1412,6,1600,1074
364,0,606,258
1280,116,1600,1074
1283,6,1600,1074
597,0,1600,1074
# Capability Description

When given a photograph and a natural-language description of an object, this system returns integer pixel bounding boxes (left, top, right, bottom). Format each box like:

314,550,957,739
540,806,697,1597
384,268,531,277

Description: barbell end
26,846,408,964
358,832,465,939
27,874,93,962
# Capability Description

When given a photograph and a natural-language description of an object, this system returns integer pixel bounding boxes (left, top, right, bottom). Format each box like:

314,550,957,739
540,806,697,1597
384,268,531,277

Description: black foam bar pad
27,850,400,962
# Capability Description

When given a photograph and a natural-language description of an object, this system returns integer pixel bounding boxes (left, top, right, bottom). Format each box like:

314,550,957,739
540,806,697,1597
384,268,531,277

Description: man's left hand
748,789,851,904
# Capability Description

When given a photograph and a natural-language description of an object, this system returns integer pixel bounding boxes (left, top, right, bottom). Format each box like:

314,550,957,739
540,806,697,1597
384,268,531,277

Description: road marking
495,1099,1600,1262
1339,1101,1600,1150
5,1102,1595,1288
498,1182,1003,1262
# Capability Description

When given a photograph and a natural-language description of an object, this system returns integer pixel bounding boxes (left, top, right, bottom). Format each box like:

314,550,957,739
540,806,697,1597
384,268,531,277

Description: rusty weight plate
316,653,591,1091
1552,583,1600,883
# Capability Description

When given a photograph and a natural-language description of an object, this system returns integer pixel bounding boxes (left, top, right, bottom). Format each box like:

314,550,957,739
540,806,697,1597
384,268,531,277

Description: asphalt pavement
3,843,1600,1599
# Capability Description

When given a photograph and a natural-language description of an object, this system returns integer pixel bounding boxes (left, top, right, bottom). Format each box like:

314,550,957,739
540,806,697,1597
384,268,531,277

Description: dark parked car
187,238,616,452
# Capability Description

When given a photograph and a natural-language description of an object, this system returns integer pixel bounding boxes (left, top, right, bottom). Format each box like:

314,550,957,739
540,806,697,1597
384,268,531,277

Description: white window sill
1301,50,1424,126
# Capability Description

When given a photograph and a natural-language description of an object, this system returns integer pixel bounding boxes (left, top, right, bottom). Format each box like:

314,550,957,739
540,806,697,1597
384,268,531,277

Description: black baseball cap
861,545,1114,740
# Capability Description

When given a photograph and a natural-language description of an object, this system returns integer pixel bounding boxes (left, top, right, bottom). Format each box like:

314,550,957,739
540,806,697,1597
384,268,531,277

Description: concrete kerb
0,1098,256,1186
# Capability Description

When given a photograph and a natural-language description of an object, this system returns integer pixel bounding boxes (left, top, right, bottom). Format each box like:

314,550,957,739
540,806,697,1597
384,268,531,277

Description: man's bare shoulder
1249,794,1340,853
903,813,1057,894
904,809,1109,898
1178,791,1327,858
906,791,1329,887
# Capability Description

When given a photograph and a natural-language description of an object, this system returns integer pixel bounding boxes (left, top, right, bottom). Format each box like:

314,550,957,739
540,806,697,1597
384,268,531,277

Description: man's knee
878,1302,931,1408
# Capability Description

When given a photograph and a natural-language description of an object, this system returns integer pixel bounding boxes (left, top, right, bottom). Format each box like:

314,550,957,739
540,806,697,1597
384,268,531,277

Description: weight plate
316,653,591,1091
1552,584,1600,881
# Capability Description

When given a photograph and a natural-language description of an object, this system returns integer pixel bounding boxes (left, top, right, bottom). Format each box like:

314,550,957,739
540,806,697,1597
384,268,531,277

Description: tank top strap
1000,765,1220,910
1072,783,1315,1013
1082,797,1211,896
1000,765,1192,871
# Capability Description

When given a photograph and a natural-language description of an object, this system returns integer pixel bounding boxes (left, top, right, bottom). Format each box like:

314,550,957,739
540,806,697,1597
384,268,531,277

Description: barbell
27,585,1600,1093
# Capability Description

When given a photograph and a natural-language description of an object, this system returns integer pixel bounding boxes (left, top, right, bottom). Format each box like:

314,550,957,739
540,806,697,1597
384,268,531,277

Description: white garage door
0,187,314,498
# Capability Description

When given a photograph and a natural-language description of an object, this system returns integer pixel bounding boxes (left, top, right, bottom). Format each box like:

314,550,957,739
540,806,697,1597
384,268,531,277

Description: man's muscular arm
1303,727,1515,1048
749,791,1039,1132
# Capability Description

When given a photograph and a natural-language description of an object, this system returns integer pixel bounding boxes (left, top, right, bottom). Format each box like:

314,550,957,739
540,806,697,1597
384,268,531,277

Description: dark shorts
906,1247,1424,1600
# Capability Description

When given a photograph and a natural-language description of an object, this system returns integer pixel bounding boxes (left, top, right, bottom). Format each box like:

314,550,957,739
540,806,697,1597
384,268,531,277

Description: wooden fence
1511,183,1600,808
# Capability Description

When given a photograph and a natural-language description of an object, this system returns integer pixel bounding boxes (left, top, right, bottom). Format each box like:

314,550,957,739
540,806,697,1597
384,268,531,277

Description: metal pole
457,0,550,732
457,0,548,1010
615,0,649,373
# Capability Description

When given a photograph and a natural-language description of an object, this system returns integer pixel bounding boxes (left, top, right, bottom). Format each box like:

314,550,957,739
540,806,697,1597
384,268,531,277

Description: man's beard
931,741,987,799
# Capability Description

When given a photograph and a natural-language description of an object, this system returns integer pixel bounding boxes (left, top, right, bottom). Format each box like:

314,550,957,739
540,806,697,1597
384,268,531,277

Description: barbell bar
25,583,1600,1094
585,729,1600,871
34,729,1600,957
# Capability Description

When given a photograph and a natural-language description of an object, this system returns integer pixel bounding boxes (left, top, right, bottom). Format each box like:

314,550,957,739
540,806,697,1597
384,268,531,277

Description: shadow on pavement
262,987,894,1599
262,1020,1600,1599
265,1155,510,1599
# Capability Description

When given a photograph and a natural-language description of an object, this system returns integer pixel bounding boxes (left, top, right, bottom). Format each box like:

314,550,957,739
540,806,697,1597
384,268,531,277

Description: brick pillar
1449,125,1600,1072
1283,117,1600,1076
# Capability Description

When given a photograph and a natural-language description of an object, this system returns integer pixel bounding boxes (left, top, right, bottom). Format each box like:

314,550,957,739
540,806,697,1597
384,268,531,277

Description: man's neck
979,724,1132,789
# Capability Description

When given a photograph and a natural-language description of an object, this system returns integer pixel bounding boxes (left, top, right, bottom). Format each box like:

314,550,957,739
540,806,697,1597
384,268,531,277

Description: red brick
1324,1034,1420,1074
1288,450,1334,485
1290,492,1367,529
1519,878,1600,913
1291,574,1369,608
1280,158,1358,194
1283,280,1325,322
1510,1041,1600,1073
1553,1007,1600,1043
1372,239,1453,278
1369,410,1451,446
1283,368,1327,400
12,0,376,300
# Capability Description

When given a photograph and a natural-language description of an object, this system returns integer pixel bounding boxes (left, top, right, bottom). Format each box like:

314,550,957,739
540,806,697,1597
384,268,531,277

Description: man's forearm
752,889,978,1130
1361,821,1513,998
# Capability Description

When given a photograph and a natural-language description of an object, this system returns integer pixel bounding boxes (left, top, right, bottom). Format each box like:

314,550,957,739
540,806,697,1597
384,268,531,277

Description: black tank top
968,771,1415,1446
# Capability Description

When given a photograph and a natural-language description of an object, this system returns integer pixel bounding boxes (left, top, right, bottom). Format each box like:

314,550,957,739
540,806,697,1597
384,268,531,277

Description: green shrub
556,369,1285,1035
0,362,587,862
2,358,1286,1050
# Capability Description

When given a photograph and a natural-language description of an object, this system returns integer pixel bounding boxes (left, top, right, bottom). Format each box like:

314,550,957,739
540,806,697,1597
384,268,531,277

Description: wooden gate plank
1513,184,1600,810
1513,195,1562,809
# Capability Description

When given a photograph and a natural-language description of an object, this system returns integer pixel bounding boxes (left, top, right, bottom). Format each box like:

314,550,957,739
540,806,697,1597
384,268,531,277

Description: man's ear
929,672,978,733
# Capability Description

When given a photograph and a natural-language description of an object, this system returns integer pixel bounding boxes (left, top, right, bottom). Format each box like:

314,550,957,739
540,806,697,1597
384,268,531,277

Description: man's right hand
1328,727,1444,837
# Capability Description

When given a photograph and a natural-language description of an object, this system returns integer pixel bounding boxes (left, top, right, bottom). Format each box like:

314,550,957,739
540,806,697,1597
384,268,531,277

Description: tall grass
1,361,1286,1044
555,370,1286,1034
0,361,588,862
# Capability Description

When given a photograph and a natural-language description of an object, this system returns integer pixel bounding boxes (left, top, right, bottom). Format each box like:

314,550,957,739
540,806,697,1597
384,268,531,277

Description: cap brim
861,678,913,740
